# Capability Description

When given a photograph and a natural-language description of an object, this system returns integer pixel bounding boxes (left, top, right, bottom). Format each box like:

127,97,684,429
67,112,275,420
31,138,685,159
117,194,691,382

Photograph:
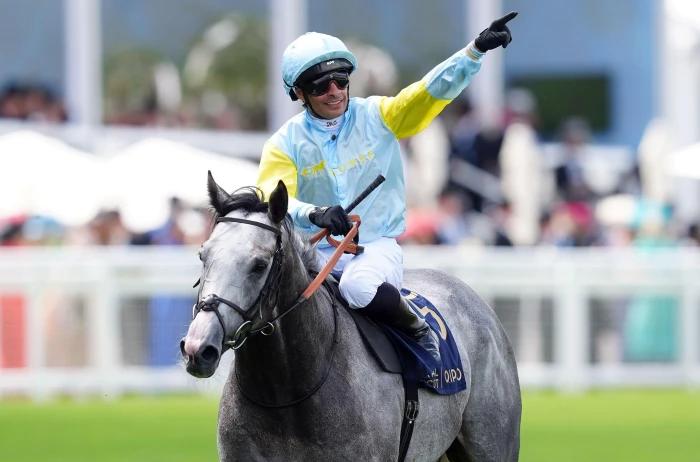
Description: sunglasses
300,71,350,96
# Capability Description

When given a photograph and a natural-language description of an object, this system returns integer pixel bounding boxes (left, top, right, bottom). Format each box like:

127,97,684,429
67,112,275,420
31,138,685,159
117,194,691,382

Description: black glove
309,205,352,235
474,11,518,52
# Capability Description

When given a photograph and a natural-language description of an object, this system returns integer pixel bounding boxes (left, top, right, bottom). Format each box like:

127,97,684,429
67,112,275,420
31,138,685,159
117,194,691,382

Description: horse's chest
218,374,402,461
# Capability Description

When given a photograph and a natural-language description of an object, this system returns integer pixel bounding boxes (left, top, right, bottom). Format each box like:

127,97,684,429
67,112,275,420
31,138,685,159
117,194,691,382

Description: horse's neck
233,244,336,405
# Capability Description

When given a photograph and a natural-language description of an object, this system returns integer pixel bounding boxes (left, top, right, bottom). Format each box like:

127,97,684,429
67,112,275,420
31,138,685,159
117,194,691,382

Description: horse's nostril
201,345,219,363
179,339,187,357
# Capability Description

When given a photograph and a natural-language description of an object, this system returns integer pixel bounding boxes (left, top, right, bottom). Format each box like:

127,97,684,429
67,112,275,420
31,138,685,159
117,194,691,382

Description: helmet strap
301,89,323,119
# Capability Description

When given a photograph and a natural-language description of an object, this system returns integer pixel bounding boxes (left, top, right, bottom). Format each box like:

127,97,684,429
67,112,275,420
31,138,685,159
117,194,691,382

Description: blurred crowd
0,82,67,123
0,198,211,248
399,91,700,251
2,81,700,252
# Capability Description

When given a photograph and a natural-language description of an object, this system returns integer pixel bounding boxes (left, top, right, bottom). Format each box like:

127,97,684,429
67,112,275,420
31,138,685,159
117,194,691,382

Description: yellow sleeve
256,142,299,199
378,81,450,139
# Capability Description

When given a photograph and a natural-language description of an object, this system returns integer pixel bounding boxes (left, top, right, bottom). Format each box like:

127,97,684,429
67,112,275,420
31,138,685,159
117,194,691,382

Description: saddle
347,306,402,373
326,278,468,395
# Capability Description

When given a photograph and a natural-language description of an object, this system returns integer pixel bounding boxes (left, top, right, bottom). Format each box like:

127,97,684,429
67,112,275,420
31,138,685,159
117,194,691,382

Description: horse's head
181,171,289,378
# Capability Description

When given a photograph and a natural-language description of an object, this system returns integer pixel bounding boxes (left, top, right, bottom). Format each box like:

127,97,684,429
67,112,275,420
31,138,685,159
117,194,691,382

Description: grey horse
181,173,521,461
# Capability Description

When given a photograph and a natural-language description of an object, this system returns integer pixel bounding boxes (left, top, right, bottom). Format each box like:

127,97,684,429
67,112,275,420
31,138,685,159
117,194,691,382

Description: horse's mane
214,186,269,217
213,186,321,273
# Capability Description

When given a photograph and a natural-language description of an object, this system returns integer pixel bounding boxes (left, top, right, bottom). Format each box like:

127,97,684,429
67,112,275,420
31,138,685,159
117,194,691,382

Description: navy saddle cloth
347,288,468,395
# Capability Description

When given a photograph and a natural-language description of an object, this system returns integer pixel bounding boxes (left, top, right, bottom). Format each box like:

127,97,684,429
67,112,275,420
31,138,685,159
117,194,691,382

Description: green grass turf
0,395,219,462
521,389,700,462
0,390,698,461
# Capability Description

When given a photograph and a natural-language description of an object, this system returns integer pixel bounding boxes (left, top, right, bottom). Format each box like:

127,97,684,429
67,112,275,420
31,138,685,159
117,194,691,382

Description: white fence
0,246,699,399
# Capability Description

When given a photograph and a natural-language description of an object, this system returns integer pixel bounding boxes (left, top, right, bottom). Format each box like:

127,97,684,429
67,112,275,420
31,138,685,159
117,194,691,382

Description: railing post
26,278,48,401
555,260,589,392
519,295,543,363
89,259,121,399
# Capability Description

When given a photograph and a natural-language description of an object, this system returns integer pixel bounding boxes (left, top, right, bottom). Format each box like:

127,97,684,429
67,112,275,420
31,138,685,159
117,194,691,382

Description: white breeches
315,237,403,309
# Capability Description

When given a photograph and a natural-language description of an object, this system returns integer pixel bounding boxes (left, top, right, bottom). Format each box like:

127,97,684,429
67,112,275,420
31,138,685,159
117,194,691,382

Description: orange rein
301,215,361,299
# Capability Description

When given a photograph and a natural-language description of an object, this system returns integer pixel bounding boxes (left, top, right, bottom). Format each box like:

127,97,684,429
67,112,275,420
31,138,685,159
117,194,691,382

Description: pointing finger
491,11,518,28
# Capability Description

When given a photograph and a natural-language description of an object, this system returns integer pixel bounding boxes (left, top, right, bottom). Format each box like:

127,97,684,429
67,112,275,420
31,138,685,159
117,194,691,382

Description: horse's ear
207,170,230,215
268,180,288,224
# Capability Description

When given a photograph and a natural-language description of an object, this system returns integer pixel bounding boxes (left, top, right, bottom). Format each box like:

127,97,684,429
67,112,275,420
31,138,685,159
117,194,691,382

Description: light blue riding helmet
282,32,358,101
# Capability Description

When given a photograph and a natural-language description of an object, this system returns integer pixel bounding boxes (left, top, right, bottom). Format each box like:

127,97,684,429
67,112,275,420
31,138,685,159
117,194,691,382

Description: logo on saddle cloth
399,289,467,395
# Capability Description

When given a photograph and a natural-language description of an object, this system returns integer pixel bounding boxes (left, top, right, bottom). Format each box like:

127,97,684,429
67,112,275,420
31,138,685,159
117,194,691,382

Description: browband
216,216,281,235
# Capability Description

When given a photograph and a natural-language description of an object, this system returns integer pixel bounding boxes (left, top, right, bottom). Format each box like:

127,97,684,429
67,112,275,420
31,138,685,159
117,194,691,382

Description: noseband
193,216,286,351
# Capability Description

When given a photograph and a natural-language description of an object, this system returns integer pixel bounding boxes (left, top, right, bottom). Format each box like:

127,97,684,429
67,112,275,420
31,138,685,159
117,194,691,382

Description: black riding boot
363,282,441,363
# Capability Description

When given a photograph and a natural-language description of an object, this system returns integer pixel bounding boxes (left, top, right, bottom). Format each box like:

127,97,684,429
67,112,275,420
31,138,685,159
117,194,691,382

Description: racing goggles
300,71,350,96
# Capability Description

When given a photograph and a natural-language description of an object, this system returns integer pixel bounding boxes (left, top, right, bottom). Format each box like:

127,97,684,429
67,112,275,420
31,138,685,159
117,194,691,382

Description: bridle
192,214,362,352
192,216,288,351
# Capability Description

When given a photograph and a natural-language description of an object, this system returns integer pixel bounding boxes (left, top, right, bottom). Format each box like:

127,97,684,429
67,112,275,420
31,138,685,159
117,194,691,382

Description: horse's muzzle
180,337,220,378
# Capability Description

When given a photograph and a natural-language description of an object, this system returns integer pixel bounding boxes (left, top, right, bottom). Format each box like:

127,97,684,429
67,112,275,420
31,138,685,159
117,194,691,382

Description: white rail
0,246,698,399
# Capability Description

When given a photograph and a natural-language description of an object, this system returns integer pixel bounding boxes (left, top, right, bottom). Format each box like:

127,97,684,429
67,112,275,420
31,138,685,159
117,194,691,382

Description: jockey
257,13,517,362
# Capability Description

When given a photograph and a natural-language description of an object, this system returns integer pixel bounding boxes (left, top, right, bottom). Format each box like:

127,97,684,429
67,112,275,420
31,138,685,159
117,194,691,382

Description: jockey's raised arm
378,44,484,140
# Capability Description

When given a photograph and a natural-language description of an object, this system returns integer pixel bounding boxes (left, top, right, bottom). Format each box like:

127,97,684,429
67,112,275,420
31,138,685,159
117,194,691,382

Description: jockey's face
296,79,349,120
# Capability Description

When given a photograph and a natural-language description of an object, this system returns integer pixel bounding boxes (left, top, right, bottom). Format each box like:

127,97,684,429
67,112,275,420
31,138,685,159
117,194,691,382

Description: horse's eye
251,258,268,273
